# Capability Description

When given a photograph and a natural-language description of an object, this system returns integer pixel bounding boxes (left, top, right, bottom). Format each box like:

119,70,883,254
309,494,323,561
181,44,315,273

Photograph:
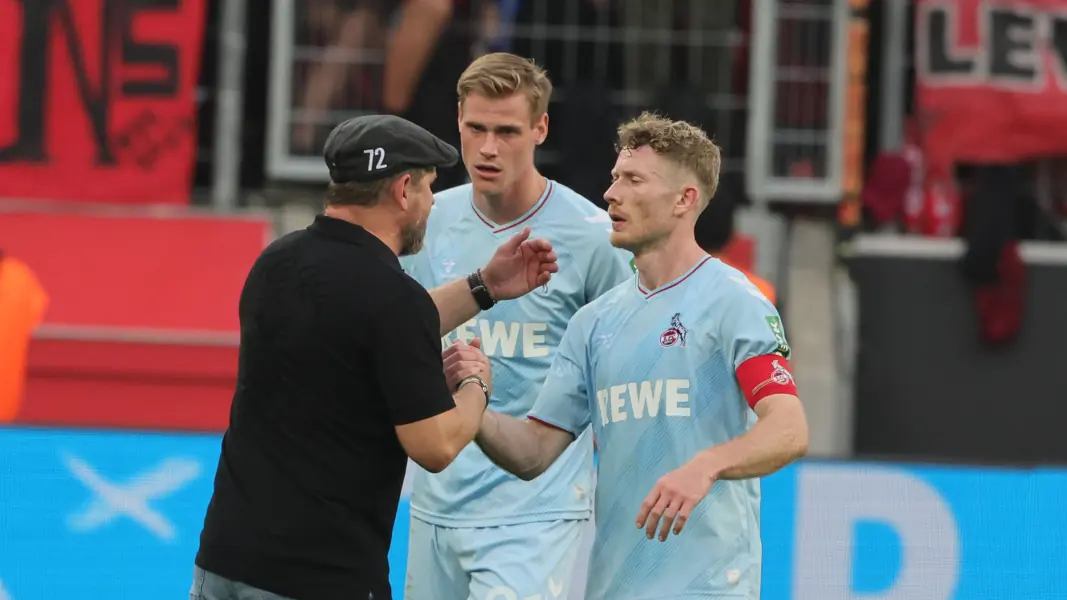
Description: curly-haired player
461,112,810,600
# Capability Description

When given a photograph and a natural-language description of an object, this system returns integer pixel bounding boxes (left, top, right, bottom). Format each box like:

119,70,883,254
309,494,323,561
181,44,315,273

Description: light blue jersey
529,255,791,600
401,180,634,527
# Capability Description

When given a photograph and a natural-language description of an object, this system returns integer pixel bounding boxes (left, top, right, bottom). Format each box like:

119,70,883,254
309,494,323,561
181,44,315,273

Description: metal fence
264,0,851,206
746,0,849,205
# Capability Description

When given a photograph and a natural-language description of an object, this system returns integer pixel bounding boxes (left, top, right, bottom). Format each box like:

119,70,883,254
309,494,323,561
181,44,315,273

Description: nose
479,134,498,158
603,181,620,205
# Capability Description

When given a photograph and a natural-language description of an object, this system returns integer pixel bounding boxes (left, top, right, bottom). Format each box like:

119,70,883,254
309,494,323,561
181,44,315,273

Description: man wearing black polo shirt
192,114,560,600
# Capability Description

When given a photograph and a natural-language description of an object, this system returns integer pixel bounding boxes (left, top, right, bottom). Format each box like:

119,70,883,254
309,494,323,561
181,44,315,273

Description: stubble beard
398,220,426,257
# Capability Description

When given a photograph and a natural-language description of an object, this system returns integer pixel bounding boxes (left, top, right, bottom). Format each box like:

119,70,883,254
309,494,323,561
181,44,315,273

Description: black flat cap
323,114,459,183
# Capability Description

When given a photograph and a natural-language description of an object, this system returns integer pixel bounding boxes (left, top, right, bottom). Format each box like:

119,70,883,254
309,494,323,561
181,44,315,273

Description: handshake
442,338,494,399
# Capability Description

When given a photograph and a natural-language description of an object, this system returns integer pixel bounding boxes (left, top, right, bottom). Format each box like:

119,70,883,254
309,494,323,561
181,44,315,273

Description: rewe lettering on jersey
595,379,691,425
443,319,550,358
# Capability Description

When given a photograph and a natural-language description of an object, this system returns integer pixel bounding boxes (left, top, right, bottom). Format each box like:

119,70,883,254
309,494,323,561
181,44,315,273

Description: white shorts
404,517,589,600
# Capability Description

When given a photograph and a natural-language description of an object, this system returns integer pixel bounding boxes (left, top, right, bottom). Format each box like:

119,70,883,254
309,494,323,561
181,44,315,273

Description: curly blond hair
457,53,553,123
616,112,721,206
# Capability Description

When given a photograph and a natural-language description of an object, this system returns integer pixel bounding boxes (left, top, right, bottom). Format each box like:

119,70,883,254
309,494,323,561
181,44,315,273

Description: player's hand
442,338,493,397
635,461,717,541
480,227,559,300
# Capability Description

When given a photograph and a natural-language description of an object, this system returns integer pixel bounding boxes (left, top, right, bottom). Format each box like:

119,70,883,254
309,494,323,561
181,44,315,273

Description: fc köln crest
752,359,795,395
660,313,687,347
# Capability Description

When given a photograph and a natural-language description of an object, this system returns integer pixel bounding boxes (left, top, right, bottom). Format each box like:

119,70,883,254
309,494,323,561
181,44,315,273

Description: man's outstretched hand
480,227,559,300
636,460,717,542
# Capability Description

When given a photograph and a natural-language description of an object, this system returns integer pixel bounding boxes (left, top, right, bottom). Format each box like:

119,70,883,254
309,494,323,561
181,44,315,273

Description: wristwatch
467,269,496,311
458,375,490,408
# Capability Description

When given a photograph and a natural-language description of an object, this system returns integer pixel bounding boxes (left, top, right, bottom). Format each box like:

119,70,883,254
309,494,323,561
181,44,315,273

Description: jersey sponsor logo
765,316,791,357
441,258,457,276
444,319,551,358
595,378,691,425
660,312,688,347
752,359,795,396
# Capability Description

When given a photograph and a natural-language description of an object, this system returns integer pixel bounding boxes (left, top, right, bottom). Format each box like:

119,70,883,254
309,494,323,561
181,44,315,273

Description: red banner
915,0,1067,175
0,0,206,204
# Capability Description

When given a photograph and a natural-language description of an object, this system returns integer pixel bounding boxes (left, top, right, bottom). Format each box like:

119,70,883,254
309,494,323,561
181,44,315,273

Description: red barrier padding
0,208,271,331
21,336,236,432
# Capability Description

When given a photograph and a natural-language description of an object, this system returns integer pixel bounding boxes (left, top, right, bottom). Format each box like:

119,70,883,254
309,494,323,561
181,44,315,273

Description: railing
265,0,763,187
745,0,851,206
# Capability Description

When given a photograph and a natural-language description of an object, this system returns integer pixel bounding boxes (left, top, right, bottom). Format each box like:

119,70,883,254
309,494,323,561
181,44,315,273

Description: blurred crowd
285,0,836,183
285,0,761,195
277,0,839,289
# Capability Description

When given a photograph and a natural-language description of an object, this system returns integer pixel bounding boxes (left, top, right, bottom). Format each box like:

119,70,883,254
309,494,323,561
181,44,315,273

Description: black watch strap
467,269,496,311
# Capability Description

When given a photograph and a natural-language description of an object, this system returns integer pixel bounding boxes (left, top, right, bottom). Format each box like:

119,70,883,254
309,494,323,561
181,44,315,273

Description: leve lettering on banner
0,0,206,204
915,0,1067,175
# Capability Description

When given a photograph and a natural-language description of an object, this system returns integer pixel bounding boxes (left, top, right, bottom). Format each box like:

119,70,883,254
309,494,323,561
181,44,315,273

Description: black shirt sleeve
370,278,456,425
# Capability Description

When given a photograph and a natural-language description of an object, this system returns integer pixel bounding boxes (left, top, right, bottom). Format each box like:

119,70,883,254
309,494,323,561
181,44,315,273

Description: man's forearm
692,397,808,480
474,411,554,481
442,383,488,452
429,278,481,335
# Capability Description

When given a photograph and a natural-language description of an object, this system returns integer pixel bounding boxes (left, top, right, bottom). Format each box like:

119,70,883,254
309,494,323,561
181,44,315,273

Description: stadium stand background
2,1,1067,598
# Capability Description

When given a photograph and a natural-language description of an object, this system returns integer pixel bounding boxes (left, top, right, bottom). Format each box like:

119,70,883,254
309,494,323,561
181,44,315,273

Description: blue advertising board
0,427,1065,599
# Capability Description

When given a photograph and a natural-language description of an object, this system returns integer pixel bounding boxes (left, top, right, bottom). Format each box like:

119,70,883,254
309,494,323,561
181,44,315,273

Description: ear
675,185,701,216
534,112,549,146
391,173,413,212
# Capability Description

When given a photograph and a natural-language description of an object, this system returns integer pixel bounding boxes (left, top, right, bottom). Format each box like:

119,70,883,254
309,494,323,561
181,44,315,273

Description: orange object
742,269,777,306
716,249,777,306
0,255,48,422
720,235,755,273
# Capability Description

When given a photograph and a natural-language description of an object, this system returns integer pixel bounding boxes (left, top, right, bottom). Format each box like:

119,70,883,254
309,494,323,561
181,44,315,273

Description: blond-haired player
462,113,810,599
399,53,634,600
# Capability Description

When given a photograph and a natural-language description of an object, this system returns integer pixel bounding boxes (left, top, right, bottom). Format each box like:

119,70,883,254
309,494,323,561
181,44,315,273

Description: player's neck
473,169,547,225
323,206,402,255
634,237,709,291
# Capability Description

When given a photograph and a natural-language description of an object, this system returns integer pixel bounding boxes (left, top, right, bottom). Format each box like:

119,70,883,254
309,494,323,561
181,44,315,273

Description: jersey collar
470,180,554,235
635,255,713,300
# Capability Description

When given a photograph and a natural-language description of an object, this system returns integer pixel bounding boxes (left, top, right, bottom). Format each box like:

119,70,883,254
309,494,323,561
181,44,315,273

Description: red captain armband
735,354,797,408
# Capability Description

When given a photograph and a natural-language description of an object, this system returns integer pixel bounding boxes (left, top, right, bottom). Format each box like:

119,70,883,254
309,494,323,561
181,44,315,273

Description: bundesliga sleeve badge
765,316,791,358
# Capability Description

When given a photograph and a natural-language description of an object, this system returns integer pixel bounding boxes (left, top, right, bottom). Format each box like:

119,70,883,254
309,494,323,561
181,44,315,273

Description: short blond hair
457,53,553,122
616,112,721,205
